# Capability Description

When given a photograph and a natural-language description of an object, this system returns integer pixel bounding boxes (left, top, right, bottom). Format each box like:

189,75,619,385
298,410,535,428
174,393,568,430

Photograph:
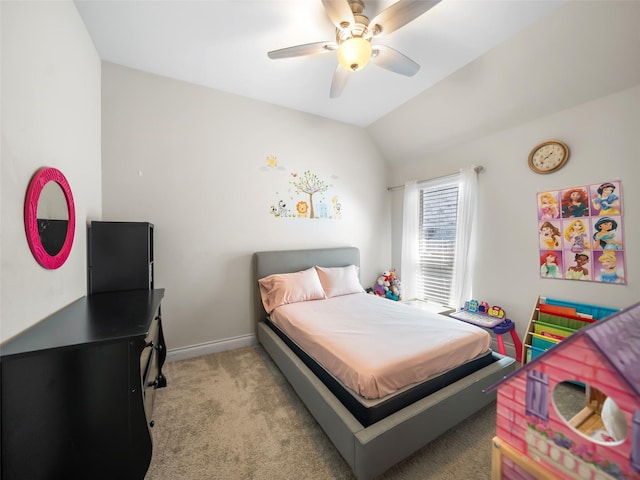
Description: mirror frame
24,167,76,269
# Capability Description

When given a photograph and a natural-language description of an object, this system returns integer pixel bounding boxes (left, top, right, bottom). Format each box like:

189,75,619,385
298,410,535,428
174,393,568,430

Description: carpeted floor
145,346,498,480
553,381,586,421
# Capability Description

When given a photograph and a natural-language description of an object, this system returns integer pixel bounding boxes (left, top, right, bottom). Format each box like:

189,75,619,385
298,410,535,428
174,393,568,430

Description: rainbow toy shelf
521,296,619,366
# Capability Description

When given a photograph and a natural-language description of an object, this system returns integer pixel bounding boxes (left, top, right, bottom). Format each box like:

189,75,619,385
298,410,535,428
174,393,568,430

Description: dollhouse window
526,370,549,421
554,381,629,445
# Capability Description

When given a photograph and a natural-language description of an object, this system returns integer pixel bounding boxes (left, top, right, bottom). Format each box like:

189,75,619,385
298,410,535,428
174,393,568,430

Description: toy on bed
372,269,402,301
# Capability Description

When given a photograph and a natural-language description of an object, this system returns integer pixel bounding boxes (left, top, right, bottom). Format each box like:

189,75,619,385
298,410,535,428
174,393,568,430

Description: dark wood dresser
2,221,167,479
0,289,166,480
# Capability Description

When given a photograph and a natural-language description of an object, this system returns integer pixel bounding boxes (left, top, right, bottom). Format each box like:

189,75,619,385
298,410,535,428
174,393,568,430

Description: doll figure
598,251,624,283
540,252,561,278
566,253,589,280
539,221,561,250
592,182,621,215
564,219,590,253
593,217,622,250
538,192,559,219
561,188,589,218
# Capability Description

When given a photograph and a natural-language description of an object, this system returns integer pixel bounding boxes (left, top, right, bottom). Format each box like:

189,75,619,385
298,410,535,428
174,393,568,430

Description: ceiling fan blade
321,0,355,32
372,45,420,76
267,41,336,59
368,0,441,37
329,65,350,98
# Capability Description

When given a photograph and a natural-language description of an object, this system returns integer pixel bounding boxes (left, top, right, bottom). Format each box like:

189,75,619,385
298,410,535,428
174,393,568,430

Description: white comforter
269,293,491,399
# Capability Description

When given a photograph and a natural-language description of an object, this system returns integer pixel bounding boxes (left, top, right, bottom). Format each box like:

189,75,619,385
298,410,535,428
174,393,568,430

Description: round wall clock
528,140,570,174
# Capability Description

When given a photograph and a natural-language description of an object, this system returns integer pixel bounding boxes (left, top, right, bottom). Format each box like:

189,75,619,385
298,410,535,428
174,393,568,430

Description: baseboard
166,334,258,362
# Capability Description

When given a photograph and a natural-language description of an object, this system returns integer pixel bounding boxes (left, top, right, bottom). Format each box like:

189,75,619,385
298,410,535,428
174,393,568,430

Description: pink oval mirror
24,167,76,269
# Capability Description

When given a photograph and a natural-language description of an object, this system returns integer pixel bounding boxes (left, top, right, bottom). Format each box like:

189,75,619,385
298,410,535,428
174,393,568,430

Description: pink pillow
315,265,364,298
258,267,326,313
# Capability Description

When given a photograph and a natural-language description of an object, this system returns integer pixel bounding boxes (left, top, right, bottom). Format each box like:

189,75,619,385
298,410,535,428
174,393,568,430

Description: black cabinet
88,221,154,294
0,290,166,480
1,220,167,479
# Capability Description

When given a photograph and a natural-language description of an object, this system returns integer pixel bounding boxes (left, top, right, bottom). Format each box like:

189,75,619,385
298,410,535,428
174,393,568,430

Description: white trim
166,334,257,362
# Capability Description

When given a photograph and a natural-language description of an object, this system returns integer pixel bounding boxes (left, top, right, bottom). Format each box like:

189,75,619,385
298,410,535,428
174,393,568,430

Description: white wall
100,63,391,356
0,1,102,342
386,85,640,342
5,1,635,361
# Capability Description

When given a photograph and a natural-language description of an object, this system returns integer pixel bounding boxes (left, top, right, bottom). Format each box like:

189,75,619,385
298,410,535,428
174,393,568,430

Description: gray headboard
252,246,360,326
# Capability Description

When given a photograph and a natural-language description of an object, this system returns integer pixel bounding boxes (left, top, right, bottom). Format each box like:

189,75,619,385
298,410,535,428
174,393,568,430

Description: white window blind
417,179,459,307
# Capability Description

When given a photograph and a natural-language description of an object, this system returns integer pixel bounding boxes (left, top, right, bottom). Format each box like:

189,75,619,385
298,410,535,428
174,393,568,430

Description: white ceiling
74,0,566,127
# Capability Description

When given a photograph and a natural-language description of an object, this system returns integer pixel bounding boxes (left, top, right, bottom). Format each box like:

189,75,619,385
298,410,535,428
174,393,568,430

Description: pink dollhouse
488,301,640,480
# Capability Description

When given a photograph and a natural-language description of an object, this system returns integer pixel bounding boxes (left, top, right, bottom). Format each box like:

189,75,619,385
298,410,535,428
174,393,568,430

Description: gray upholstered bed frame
253,247,516,480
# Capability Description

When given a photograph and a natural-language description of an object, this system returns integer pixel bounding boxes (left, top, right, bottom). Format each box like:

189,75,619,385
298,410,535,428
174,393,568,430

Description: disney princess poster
536,181,625,284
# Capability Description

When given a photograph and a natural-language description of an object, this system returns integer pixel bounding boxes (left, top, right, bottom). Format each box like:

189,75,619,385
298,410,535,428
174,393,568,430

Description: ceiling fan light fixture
337,37,372,72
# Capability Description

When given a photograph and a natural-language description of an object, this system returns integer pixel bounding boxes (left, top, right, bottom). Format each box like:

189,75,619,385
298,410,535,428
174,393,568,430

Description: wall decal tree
289,170,330,219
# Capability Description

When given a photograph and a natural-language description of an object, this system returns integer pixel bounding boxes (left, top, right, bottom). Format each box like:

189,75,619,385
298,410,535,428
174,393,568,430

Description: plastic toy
463,299,505,319
488,301,639,480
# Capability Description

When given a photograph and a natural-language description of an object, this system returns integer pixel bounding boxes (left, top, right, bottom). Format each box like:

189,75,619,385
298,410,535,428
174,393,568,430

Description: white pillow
258,267,326,314
315,265,364,298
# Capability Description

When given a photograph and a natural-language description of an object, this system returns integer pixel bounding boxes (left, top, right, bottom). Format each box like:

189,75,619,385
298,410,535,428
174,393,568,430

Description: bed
253,247,516,479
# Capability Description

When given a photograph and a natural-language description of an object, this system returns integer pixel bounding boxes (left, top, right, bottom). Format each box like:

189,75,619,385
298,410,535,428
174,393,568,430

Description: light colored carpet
145,346,496,480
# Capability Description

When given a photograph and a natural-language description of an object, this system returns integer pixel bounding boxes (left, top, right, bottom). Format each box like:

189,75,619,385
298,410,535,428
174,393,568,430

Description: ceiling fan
267,0,441,98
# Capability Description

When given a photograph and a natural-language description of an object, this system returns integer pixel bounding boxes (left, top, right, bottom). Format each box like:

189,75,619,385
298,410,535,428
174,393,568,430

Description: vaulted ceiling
75,0,563,126
75,1,640,161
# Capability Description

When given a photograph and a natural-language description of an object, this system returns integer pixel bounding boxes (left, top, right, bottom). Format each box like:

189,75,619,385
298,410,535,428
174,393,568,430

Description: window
401,167,479,309
417,180,459,307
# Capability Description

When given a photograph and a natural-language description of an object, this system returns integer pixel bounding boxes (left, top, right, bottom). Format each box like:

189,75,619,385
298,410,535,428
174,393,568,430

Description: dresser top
1,289,165,359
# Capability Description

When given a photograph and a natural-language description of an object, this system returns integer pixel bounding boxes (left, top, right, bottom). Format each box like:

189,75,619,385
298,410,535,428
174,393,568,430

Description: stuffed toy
387,270,402,301
373,273,390,297
372,269,402,301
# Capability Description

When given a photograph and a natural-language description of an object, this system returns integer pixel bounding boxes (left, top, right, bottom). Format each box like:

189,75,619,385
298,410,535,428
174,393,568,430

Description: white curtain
400,180,419,300
451,166,479,309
